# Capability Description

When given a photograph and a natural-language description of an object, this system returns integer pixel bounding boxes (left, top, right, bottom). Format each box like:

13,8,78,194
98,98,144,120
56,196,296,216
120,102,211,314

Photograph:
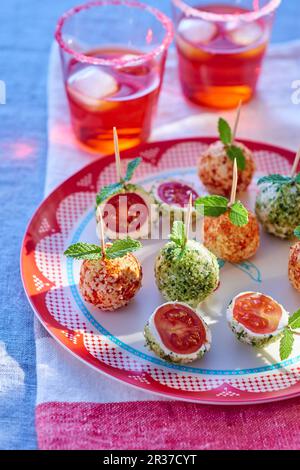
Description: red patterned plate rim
20,137,299,405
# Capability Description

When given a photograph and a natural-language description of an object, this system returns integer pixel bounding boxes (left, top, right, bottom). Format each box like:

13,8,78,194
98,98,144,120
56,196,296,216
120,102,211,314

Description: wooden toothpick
229,158,238,207
113,127,122,181
232,100,242,143
291,147,300,177
98,208,106,259
185,193,193,240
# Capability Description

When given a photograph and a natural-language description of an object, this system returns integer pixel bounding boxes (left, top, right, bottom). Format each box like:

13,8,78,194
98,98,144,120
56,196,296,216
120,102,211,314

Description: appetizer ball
255,179,300,239
289,241,300,292
79,252,142,311
151,179,199,220
144,302,211,364
155,240,219,307
198,141,255,196
204,210,260,263
96,183,156,239
227,292,288,348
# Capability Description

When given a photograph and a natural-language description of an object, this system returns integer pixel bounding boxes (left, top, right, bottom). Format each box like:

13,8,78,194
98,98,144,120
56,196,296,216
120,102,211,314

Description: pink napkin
35,40,300,450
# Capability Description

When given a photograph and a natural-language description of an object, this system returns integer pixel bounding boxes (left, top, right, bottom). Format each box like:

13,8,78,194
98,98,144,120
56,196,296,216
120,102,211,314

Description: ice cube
227,22,263,46
67,66,118,110
178,18,218,45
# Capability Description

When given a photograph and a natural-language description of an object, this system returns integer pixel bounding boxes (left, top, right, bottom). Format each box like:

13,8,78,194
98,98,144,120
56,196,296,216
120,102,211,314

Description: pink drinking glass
172,0,281,109
55,1,174,153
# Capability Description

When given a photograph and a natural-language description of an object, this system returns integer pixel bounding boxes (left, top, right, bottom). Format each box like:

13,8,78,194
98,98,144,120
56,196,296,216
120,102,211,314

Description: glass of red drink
55,1,173,153
172,0,281,109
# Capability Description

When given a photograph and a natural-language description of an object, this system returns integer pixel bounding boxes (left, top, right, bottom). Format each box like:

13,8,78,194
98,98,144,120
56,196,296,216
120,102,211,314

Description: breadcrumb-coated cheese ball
204,210,260,263
198,141,255,197
289,242,300,292
79,253,142,311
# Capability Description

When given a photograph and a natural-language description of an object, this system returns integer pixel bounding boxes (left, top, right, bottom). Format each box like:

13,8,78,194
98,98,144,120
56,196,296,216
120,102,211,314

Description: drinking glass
172,0,281,109
55,1,174,153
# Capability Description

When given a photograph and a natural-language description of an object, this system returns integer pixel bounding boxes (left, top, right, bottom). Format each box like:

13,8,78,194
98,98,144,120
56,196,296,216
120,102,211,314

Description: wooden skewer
98,208,106,259
232,100,242,143
113,127,122,181
185,193,193,240
229,158,238,207
291,147,300,177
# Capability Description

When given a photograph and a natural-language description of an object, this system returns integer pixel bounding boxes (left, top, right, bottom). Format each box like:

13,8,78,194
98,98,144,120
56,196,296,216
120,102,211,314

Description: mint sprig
64,243,102,260
105,238,142,259
64,237,142,261
226,145,246,171
279,309,300,360
96,182,123,206
229,201,249,227
257,173,300,186
96,157,141,207
169,221,187,252
218,118,232,145
294,226,300,240
195,195,248,227
195,195,228,217
218,118,246,171
124,157,141,182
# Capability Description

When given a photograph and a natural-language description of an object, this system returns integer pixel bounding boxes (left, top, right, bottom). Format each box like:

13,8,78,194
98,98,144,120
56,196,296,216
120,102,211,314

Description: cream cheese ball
255,179,300,239
227,292,289,348
204,210,260,263
198,141,255,197
289,241,300,292
79,252,142,311
154,240,219,307
144,302,211,364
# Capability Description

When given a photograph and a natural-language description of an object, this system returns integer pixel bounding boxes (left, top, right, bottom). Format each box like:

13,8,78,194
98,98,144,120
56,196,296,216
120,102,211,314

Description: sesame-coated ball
289,241,300,292
79,253,142,311
198,141,255,197
204,210,260,263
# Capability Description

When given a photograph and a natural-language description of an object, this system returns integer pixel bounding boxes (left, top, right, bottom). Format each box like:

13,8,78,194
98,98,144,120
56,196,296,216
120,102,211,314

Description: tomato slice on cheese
233,293,282,334
157,181,199,208
103,192,149,234
154,303,207,354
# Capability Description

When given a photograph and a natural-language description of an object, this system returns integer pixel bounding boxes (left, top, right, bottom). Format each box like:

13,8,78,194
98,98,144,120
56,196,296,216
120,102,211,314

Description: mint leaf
218,118,232,145
106,238,142,259
289,309,300,330
124,158,141,182
295,173,300,184
226,145,246,171
96,182,123,206
257,174,291,186
64,243,102,260
280,328,294,361
294,226,300,240
195,195,228,217
229,201,249,227
169,221,186,249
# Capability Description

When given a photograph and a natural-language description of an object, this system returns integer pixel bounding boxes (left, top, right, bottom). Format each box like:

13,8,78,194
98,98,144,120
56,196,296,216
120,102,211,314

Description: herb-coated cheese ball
227,292,289,348
289,242,300,292
204,210,260,263
198,141,255,196
79,253,142,311
255,180,300,239
96,183,157,240
154,240,219,307
144,302,211,364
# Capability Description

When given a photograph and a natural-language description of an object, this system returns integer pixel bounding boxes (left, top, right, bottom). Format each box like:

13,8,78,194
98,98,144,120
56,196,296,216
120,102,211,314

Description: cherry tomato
157,181,198,208
103,192,149,234
154,303,207,354
233,293,282,334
